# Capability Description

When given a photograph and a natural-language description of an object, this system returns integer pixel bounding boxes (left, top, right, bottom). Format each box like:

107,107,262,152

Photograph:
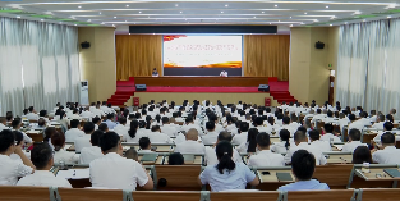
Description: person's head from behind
51,132,65,151
23,109,28,115
31,142,53,170
37,118,46,127
283,117,290,125
151,125,161,132
100,132,122,155
12,118,20,129
139,137,151,150
169,153,184,165
209,114,217,123
255,117,263,126
218,131,232,144
106,113,114,121
239,122,249,133
13,131,23,147
92,118,100,125
349,114,356,121
327,110,333,118
186,117,194,124
384,122,393,132
317,109,322,114
124,148,138,161
91,131,104,147
349,128,361,142
162,117,169,125
119,117,127,125
40,110,47,118
142,109,147,115
324,123,333,133
294,131,307,144
381,132,395,147
267,117,274,125
291,150,315,181
256,132,271,151
70,119,79,129
186,128,198,141
308,129,320,142
83,122,95,134
98,123,109,132
280,129,291,150
215,141,235,174
206,122,216,132
0,130,15,155
353,146,372,164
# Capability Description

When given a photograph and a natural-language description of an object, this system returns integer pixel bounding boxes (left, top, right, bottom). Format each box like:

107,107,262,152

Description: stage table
133,77,270,87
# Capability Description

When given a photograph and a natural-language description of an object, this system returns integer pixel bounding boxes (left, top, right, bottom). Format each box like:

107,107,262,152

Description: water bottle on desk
59,160,65,170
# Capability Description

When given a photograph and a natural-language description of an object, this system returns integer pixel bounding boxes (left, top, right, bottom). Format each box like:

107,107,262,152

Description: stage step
110,95,131,100
116,81,135,87
115,91,134,96
116,87,136,92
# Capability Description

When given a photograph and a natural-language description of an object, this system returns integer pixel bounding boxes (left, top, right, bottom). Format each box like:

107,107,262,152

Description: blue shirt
277,179,329,191
200,163,256,192
105,119,117,130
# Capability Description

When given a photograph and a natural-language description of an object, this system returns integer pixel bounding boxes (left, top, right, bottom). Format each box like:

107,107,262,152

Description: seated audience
127,120,139,142
12,118,32,143
0,130,34,186
285,131,327,165
205,132,242,165
168,153,184,165
271,129,291,154
104,114,116,129
320,123,341,142
373,122,394,143
124,148,139,161
160,117,177,137
98,123,109,132
202,122,219,144
17,142,72,187
9,131,31,161
175,128,205,154
248,132,285,166
80,131,105,164
51,132,78,164
26,107,39,120
233,122,249,144
114,117,129,137
278,150,329,191
353,146,372,164
341,128,367,152
373,132,400,164
74,122,94,152
200,141,259,192
89,132,153,190
309,129,331,152
138,137,153,153
65,119,84,142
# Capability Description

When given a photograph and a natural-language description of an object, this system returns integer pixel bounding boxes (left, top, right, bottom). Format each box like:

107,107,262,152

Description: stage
108,77,294,106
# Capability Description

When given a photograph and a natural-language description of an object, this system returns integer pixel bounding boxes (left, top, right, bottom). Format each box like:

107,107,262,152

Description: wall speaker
81,41,91,49
315,41,325,50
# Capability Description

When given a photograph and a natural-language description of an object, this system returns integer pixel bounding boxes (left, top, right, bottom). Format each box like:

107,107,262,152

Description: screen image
163,36,242,68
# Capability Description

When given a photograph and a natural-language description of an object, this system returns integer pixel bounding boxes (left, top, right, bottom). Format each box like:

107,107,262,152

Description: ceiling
0,0,399,28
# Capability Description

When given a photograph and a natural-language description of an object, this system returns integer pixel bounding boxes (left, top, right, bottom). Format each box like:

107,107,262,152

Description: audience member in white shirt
12,119,32,143
342,128,367,152
183,117,202,135
271,129,291,154
0,130,35,186
74,122,94,152
284,131,327,165
308,129,331,152
280,117,296,137
353,146,373,165
175,128,205,154
248,132,286,166
0,117,6,132
145,125,169,143
65,119,85,142
320,123,341,143
26,108,39,120
254,117,272,134
138,137,155,153
202,122,219,144
9,132,31,161
373,122,394,143
98,123,109,133
80,131,104,164
237,128,258,153
372,115,385,129
39,110,51,124
51,132,78,164
233,122,249,144
161,117,177,137
92,117,101,131
92,105,105,118
89,132,153,190
205,131,242,165
17,142,72,188
372,132,400,164
114,117,129,138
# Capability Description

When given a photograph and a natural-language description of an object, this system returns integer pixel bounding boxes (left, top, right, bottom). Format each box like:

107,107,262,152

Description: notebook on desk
384,169,400,178
276,173,293,182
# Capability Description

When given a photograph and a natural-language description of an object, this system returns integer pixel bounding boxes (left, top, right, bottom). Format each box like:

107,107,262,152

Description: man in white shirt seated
114,117,129,138
342,128,367,152
284,131,327,165
320,123,341,143
69,109,81,120
26,107,39,120
80,131,104,164
183,116,202,135
74,122,94,152
373,133,400,164
202,122,219,144
92,105,105,118
373,122,394,143
81,108,94,120
204,132,241,165
308,129,331,152
65,119,85,142
89,132,153,190
254,117,272,134
372,115,386,129
138,137,154,153
348,114,364,133
323,110,337,124
0,130,35,186
161,117,177,137
146,125,170,143
248,132,285,166
39,110,50,124
220,69,228,77
17,142,72,187
0,117,7,132
12,119,32,143
175,128,205,155
233,122,250,144
280,117,296,137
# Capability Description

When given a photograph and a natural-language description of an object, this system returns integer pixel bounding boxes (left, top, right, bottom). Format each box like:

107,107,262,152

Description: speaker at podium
258,84,270,92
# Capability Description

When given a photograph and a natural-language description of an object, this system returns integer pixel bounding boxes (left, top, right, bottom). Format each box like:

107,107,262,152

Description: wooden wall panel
116,35,162,81
243,35,290,81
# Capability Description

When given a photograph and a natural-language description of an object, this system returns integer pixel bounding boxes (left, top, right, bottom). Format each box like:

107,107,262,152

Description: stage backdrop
115,35,289,81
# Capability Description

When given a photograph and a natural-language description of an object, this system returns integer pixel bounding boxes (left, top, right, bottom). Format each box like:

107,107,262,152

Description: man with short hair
278,150,329,191
26,107,39,120
341,128,367,152
281,117,296,137
74,122,95,152
80,131,104,164
39,110,50,124
373,122,394,143
138,137,153,153
174,128,205,154
202,122,219,144
0,130,35,186
0,117,7,132
105,114,116,129
183,117,202,135
372,133,400,164
255,117,272,134
12,119,32,143
308,129,331,152
248,132,285,166
89,132,153,190
204,131,242,165
114,117,129,137
65,119,85,142
284,131,327,165
17,142,72,187
320,123,341,143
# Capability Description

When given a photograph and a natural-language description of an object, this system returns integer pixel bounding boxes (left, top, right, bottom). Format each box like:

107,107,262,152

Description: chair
29,119,38,123
313,164,353,188
132,192,201,201
359,188,400,201
155,165,202,191
58,188,122,201
210,192,280,201
0,186,50,201
287,189,355,201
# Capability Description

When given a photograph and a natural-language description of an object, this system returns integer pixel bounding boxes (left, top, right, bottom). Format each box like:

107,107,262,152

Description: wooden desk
326,154,352,164
164,155,202,165
26,132,43,142
138,156,164,165
134,77,269,87
257,169,293,191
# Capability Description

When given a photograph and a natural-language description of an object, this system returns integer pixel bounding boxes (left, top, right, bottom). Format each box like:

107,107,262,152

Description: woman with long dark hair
127,120,139,142
271,129,291,154
199,141,259,192
237,128,258,153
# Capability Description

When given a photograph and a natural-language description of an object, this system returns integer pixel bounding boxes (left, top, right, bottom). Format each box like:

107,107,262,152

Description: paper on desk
64,145,72,150
334,145,343,151
56,169,89,179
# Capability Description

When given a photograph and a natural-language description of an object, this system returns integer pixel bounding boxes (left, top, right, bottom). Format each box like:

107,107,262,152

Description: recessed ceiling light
125,20,128,22
99,12,102,14
254,16,256,18
290,24,293,27
250,33,253,35
270,23,272,24
225,4,228,7
139,11,142,14
387,16,392,18
221,11,224,14
126,5,129,7
180,11,183,13
78,5,82,9
17,16,20,18
74,24,77,26
304,13,308,14
262,12,265,14
112,24,115,27
330,24,332,26
129,33,131,35
326,5,329,8
152,33,155,35
275,5,278,7
290,17,292,18
114,17,116,18
175,4,179,6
